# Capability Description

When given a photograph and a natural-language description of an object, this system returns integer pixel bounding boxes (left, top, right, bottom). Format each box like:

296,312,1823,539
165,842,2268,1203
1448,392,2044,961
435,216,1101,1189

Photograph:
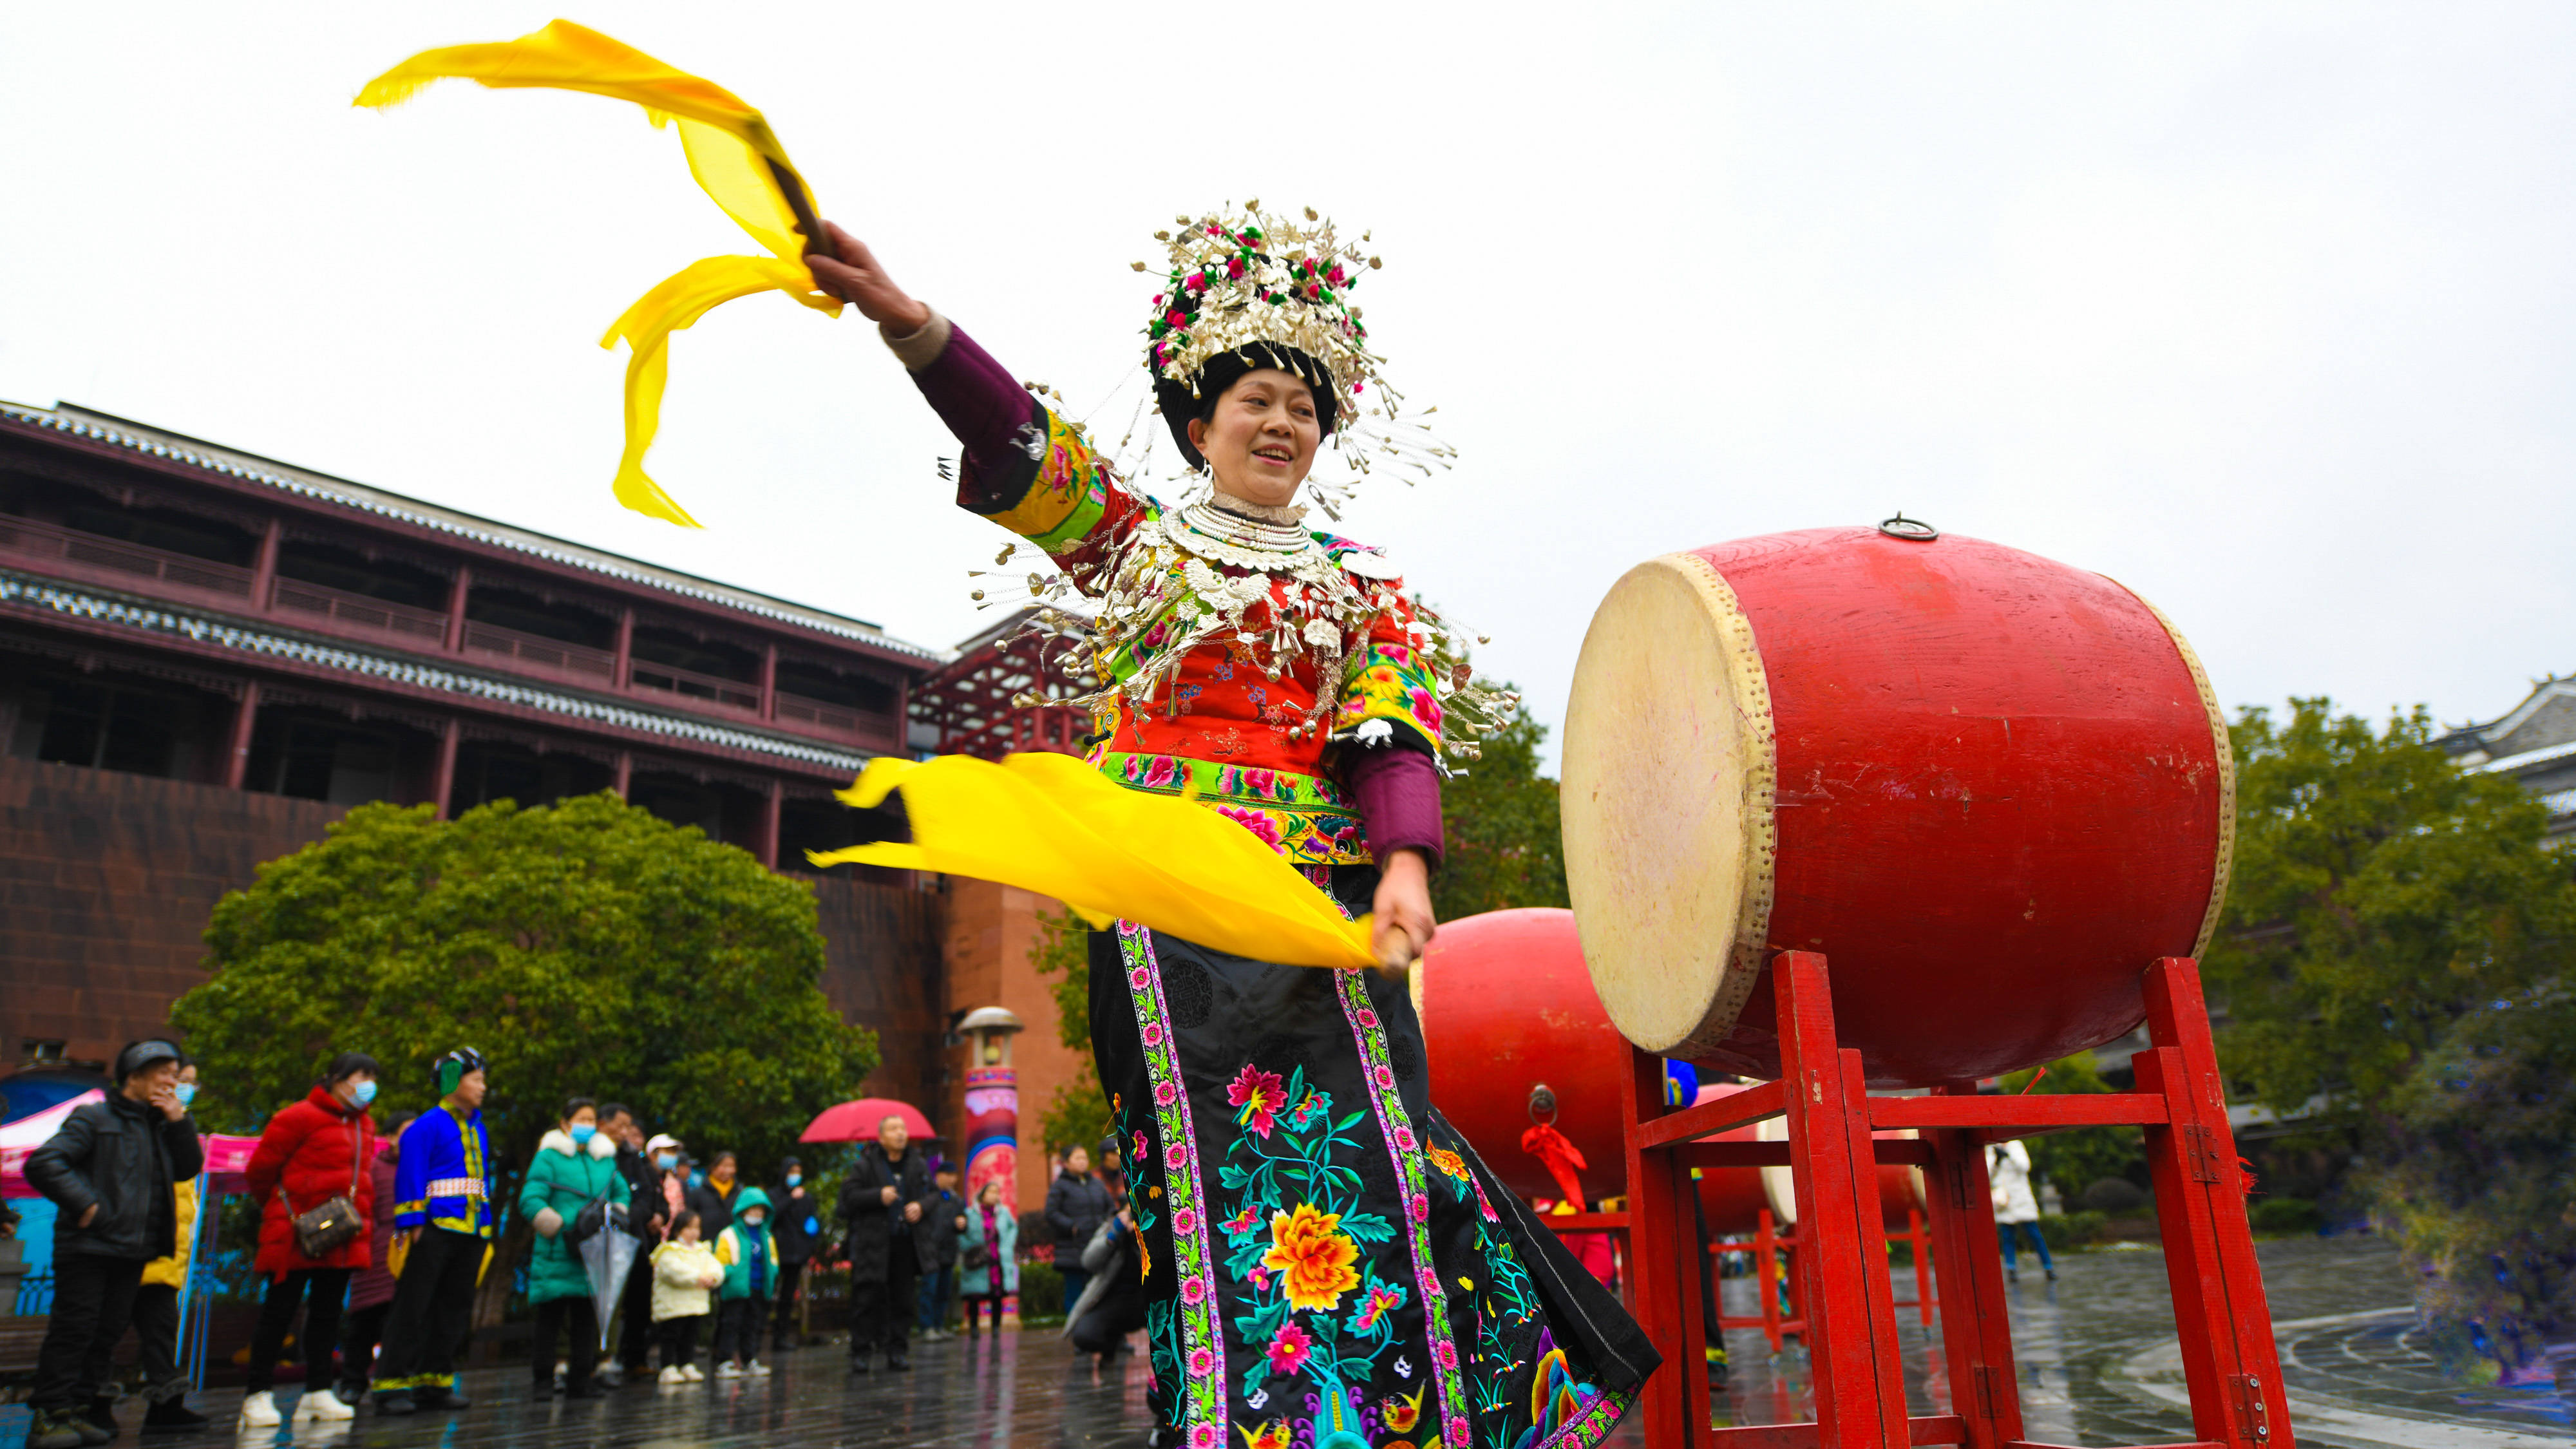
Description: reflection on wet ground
8,1236,2561,1448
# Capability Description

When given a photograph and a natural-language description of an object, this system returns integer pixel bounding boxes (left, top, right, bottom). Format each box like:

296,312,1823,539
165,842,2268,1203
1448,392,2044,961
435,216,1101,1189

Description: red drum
1562,526,2231,1086
1691,1083,1770,1234
1418,909,1626,1201
1752,1115,1923,1229
1419,909,1774,1222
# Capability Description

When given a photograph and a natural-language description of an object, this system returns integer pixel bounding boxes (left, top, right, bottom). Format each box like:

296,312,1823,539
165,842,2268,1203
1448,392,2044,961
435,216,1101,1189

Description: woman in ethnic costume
808,207,1654,1449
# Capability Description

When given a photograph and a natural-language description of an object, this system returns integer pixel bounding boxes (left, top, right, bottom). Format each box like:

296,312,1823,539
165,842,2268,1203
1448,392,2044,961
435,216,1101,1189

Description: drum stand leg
2135,958,2293,1448
1619,952,2291,1448
1758,1212,1786,1353
1623,1040,1714,1443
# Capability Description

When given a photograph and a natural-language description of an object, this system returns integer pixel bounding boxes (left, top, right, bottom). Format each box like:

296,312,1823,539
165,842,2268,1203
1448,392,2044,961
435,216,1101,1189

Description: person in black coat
834,1116,934,1372
685,1151,739,1238
1063,1184,1148,1367
23,1040,204,1449
767,1155,822,1354
1043,1144,1112,1318
916,1166,962,1340
600,1107,667,1385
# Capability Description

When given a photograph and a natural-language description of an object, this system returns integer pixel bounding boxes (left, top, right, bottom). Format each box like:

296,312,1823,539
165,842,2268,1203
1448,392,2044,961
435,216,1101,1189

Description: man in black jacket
1043,1144,1112,1319
835,1115,933,1372
24,1040,204,1449
598,1106,665,1387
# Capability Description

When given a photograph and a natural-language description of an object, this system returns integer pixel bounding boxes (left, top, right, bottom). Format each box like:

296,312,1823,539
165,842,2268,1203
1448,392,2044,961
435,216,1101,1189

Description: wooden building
0,401,1035,1157
2438,675,2576,839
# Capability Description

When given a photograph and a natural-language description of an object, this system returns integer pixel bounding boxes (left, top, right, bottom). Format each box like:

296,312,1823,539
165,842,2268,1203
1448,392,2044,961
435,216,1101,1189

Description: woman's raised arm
804,222,930,333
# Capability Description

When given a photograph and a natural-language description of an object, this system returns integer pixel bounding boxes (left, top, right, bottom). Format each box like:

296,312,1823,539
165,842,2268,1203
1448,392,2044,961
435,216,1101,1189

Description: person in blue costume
372,1048,494,1416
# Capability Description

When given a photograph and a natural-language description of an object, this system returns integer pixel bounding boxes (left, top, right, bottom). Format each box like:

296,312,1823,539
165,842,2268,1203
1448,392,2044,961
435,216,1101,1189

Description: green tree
1996,1052,2143,1202
1028,904,1111,1160
2202,697,2576,1378
174,793,878,1321
2363,983,2576,1381
1433,690,1569,920
2202,699,2576,1124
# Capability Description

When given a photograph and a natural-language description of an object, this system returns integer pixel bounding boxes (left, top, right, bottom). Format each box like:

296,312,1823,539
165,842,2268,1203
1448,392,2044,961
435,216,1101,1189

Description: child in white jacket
650,1211,724,1383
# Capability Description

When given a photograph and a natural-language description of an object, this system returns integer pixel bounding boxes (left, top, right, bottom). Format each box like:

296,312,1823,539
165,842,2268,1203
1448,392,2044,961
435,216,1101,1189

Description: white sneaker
295,1388,355,1422
658,1367,685,1386
238,1390,281,1428
714,1361,743,1378
681,1363,705,1382
748,1359,772,1377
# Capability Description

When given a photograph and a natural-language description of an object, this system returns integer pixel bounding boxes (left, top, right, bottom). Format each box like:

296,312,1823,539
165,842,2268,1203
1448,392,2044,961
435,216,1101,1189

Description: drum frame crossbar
1610,952,2291,1449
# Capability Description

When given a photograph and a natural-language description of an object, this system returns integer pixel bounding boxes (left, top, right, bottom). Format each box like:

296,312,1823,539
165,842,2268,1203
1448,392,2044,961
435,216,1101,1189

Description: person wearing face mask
598,1106,663,1388
766,1157,818,1356
518,1097,630,1400
238,1051,382,1429
23,1039,203,1449
709,1188,777,1377
129,1061,211,1432
620,1135,690,1381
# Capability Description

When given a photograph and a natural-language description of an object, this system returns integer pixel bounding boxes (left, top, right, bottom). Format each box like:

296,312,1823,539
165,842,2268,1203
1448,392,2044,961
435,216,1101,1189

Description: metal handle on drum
1879,512,1939,541
1527,1083,1559,1126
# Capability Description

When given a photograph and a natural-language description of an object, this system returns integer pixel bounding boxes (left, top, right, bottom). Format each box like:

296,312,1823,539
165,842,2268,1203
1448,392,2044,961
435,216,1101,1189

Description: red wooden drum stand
1709,1211,1808,1353
1619,953,2291,1449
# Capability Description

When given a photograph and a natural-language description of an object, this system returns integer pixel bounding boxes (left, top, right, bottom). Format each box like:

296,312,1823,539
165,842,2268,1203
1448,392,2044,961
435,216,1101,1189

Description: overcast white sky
5,5,2570,761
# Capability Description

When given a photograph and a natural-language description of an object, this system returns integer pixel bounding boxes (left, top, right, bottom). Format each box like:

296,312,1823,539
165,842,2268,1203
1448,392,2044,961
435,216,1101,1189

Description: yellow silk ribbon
811,753,1378,971
355,19,841,527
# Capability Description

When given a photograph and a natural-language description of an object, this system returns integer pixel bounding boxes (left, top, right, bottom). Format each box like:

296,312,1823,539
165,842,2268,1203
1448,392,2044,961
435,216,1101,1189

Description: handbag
289,1117,366,1260
961,1238,992,1273
564,1197,621,1249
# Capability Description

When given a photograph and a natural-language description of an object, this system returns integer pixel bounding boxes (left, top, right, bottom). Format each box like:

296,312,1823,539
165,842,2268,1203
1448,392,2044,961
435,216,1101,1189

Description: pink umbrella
0,1090,104,1198
800,1097,937,1144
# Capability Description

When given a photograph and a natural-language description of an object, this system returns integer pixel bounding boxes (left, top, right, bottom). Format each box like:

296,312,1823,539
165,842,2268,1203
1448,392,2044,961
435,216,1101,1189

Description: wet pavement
6,1235,2565,1447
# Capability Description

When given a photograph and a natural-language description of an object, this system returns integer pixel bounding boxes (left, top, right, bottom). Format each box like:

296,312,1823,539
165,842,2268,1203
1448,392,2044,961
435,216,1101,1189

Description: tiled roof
2473,736,2576,777
0,569,875,774
0,401,944,662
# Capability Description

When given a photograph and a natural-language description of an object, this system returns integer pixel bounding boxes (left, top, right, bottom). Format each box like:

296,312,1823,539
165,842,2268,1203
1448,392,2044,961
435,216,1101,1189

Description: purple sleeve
903,321,1045,511
1344,745,1444,866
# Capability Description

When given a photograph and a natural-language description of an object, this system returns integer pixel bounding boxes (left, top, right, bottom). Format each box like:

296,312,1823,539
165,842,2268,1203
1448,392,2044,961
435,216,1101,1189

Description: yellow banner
357,20,841,527
812,753,1379,972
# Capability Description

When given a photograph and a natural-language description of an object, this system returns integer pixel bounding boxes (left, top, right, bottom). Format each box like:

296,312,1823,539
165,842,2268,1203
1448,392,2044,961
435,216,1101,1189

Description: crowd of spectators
14,1039,1139,1441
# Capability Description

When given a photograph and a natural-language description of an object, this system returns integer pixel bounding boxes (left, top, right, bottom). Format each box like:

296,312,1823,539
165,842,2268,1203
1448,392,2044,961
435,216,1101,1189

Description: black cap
113,1039,182,1083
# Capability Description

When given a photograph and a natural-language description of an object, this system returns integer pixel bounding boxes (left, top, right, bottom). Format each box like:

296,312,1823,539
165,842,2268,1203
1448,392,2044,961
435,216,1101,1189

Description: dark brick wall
0,755,954,1106
0,754,346,1067
810,874,949,1126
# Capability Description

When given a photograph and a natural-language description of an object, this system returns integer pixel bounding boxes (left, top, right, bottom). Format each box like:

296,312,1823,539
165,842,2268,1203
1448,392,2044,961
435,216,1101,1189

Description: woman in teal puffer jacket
516,1098,630,1399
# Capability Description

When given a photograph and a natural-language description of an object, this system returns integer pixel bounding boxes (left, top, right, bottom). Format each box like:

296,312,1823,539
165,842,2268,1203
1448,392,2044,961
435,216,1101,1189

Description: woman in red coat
238,1052,380,1428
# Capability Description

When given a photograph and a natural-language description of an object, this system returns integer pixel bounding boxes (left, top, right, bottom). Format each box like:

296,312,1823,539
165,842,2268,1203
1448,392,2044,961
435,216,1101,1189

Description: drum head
1561,553,1777,1058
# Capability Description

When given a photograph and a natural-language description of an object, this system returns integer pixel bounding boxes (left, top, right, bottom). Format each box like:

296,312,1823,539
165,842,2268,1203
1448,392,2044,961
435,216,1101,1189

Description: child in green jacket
710,1187,776,1376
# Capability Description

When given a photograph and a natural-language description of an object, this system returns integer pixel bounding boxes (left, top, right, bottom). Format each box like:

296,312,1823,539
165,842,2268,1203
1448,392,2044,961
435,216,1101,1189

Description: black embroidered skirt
1089,889,1656,1449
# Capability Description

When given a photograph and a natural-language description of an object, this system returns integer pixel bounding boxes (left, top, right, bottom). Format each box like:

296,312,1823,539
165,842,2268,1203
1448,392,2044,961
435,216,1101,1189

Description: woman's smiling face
1188,366,1320,506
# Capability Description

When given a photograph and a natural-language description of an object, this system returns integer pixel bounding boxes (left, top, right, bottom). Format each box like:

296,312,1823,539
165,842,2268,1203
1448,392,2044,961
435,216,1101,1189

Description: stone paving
5,1233,2567,1447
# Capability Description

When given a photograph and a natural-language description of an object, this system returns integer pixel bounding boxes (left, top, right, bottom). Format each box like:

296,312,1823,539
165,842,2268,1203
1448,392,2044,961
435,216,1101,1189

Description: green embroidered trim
1099,753,1368,866
1117,924,1226,1439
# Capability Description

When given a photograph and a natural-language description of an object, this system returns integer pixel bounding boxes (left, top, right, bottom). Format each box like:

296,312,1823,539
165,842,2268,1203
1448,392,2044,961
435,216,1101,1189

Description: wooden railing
270,577,450,645
0,514,254,597
773,690,891,735
629,658,762,712
462,621,617,681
